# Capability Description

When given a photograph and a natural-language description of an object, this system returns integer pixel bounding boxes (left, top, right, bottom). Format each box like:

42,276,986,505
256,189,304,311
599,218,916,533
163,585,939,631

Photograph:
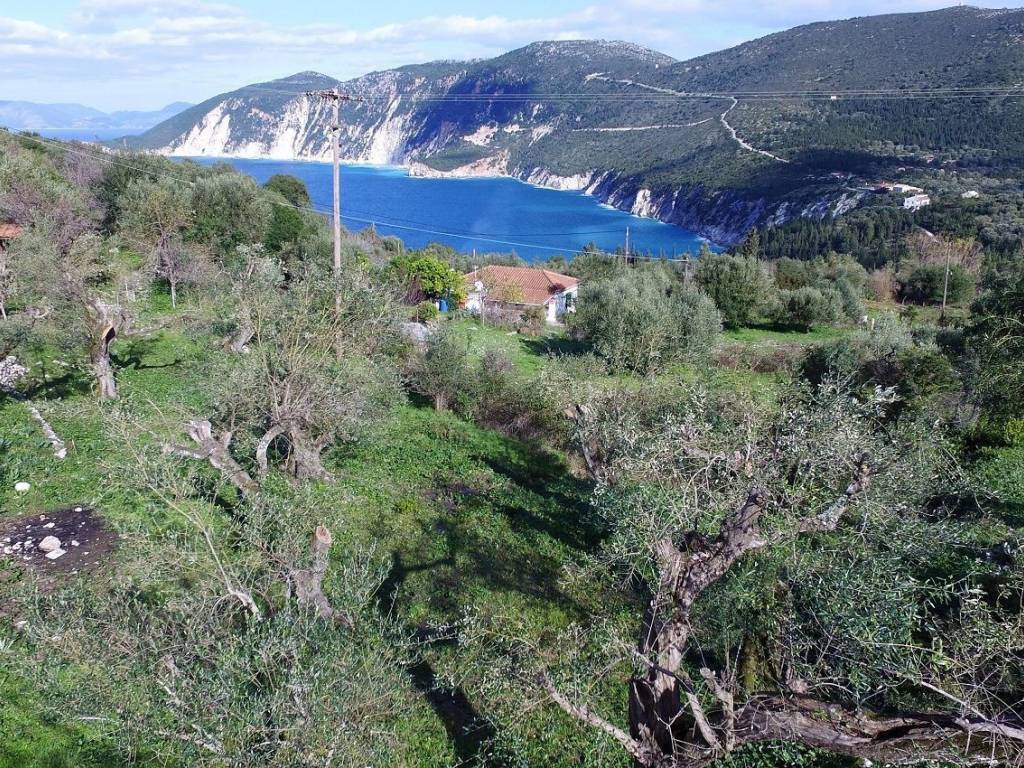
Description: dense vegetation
1,132,1022,768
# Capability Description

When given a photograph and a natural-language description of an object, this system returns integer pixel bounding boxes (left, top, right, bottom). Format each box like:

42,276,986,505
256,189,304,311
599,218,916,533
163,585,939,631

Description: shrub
775,287,841,331
695,253,775,328
801,323,958,416
189,173,271,258
573,272,721,375
413,322,470,411
902,264,974,305
414,300,439,324
389,254,466,303
262,174,311,207
518,306,546,336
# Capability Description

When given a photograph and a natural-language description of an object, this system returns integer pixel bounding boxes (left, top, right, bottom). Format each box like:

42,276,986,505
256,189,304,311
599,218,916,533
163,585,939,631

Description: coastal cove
184,157,721,260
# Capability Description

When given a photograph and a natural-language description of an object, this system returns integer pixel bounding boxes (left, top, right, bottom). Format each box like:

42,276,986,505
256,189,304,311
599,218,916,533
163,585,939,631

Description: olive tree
190,172,271,258
169,273,402,485
118,176,208,308
968,263,1024,423
470,379,1024,766
412,321,471,412
695,253,775,329
5,223,129,399
573,271,721,375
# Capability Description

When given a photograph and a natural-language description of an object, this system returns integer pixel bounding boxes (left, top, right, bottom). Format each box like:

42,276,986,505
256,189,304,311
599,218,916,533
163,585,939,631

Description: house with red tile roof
464,265,579,324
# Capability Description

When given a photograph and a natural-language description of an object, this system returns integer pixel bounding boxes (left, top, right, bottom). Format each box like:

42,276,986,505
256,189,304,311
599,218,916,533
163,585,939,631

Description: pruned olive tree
171,271,402,485
5,224,129,399
0,133,133,400
467,379,1024,767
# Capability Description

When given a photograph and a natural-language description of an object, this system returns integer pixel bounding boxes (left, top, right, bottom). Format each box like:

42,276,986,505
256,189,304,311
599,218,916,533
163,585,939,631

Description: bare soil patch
0,506,117,577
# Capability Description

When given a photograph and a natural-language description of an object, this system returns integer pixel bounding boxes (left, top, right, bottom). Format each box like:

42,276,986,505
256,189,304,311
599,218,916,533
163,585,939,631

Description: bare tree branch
540,673,651,764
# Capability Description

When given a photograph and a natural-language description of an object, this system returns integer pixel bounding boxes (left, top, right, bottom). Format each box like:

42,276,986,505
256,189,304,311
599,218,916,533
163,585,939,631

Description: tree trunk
434,393,448,412
255,423,286,479
286,429,332,482
170,277,177,309
629,611,689,758
162,420,258,495
227,318,254,353
86,298,127,401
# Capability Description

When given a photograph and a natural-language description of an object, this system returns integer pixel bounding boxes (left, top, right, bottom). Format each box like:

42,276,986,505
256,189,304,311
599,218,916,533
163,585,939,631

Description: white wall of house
466,285,578,324
548,286,578,323
465,291,483,313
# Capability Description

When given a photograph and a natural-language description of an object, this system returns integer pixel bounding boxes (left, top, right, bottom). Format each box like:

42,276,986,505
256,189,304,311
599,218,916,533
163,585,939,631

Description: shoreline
174,153,726,250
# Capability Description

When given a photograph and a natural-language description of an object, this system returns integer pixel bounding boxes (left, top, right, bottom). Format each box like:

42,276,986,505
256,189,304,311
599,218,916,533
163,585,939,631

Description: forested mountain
125,6,1024,243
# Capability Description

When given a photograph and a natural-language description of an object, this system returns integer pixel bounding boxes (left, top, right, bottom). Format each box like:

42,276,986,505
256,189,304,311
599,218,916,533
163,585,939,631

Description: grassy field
4,305,1007,767
723,324,849,346
0,316,626,767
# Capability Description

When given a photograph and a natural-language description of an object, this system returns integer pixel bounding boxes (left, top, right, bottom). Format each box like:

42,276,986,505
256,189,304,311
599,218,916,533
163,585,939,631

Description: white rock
14,482,30,493
38,536,62,553
45,548,66,560
71,540,80,547
44,522,55,529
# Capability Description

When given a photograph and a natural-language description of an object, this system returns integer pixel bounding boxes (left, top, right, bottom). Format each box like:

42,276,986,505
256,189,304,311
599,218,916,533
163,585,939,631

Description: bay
188,157,719,261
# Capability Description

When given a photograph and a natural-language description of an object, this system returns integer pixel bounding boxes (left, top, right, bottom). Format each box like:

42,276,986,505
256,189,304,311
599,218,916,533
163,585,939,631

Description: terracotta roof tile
464,265,579,307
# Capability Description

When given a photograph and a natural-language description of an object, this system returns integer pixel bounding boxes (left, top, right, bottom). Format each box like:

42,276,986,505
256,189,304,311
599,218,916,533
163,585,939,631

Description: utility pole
624,226,630,265
940,241,953,324
307,88,359,278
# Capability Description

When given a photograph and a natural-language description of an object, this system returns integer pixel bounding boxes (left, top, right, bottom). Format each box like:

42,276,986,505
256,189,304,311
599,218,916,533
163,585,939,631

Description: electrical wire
237,82,1024,102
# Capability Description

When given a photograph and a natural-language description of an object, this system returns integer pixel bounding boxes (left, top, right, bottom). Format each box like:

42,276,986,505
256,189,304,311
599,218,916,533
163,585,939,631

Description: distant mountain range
127,6,1024,243
0,101,193,133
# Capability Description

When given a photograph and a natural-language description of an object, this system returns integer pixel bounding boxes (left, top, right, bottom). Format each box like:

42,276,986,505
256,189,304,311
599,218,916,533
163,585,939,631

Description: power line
237,83,1024,102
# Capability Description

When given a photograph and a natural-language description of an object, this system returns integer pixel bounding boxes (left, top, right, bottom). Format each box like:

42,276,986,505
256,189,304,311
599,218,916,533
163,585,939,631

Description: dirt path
718,97,789,163
588,75,788,163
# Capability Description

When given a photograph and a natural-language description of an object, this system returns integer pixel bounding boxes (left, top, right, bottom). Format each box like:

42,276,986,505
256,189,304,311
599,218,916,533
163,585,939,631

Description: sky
2,0,1023,111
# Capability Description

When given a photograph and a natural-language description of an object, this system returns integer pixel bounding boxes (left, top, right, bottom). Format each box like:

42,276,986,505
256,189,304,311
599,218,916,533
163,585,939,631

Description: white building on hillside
903,193,931,211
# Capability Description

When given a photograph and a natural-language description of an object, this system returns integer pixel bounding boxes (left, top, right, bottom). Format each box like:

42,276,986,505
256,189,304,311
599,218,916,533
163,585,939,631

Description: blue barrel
438,299,449,313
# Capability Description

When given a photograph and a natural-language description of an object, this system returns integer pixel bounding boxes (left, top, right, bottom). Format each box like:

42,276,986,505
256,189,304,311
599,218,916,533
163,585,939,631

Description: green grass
1,319,619,767
0,678,120,768
724,324,849,346
448,317,585,375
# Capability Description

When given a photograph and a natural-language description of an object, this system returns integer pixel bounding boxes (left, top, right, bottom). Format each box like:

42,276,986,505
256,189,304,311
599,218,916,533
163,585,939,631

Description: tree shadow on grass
379,550,502,767
520,335,590,359
21,369,93,400
112,337,182,371
478,443,604,553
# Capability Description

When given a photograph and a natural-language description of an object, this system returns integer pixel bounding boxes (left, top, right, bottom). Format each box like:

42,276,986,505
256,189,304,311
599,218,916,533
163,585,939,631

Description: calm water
189,158,718,260
37,128,142,141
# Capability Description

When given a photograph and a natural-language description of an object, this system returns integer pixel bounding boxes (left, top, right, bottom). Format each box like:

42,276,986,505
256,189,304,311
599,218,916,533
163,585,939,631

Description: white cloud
2,0,1022,109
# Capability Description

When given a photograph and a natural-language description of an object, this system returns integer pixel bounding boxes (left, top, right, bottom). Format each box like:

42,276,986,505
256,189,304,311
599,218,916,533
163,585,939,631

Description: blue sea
187,158,718,261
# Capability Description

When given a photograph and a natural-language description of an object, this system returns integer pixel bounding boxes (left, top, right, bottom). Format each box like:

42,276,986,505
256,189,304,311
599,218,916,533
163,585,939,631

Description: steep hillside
125,7,1024,244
